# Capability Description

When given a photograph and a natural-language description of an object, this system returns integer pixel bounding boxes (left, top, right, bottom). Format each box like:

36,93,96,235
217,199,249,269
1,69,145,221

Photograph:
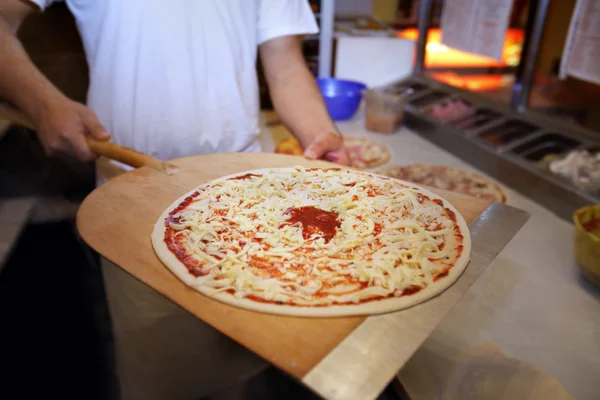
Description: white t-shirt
31,0,318,161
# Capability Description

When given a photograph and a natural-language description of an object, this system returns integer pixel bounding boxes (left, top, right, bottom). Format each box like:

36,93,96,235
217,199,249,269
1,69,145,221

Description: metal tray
390,74,600,221
511,133,581,162
450,107,503,134
387,80,429,96
408,90,451,109
540,146,600,195
477,119,541,149
421,96,475,122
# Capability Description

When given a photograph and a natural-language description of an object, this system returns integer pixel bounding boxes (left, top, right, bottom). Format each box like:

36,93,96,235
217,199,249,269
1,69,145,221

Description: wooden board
76,153,491,378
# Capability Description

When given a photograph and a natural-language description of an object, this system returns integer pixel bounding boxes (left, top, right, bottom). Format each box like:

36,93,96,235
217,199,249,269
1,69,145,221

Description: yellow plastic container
573,205,600,288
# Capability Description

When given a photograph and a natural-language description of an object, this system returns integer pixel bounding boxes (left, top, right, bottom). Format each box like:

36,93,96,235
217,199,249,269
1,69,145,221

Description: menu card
560,0,600,85
440,0,513,61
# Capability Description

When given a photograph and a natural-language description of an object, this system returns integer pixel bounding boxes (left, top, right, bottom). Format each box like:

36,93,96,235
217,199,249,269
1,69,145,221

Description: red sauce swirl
281,206,341,243
229,173,262,181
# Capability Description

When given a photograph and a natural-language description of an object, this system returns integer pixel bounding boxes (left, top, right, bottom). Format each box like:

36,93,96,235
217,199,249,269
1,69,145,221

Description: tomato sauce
446,208,457,222
307,167,340,172
164,232,206,277
582,217,600,234
163,191,208,276
248,256,284,278
229,173,262,181
367,188,383,197
165,191,201,225
434,269,449,281
374,223,382,235
402,285,422,295
281,206,341,243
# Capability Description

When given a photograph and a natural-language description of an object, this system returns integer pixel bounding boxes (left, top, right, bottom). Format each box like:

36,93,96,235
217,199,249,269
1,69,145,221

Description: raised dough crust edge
151,167,471,317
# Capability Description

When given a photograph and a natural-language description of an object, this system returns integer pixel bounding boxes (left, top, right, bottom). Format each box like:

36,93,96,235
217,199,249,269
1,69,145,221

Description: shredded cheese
165,167,463,306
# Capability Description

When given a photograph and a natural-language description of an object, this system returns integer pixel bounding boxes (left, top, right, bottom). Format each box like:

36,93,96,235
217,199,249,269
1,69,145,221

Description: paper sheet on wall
440,0,513,61
560,0,600,85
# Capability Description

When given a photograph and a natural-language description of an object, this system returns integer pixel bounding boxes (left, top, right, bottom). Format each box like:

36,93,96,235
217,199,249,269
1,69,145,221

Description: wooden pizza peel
2,103,530,399
0,101,179,174
75,153,529,399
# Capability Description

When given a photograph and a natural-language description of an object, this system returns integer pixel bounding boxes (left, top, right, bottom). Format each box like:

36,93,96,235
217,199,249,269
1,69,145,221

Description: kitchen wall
372,0,400,23
334,0,399,23
0,3,86,138
534,0,600,131
334,36,414,87
334,0,373,15
17,3,88,102
535,0,576,75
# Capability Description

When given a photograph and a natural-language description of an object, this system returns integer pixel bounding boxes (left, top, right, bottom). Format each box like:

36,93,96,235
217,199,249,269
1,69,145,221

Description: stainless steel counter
259,112,600,400
397,75,600,223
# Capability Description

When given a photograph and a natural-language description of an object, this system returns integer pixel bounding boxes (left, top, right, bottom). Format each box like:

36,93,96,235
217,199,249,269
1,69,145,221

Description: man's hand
304,132,350,166
36,99,110,161
259,36,349,166
0,2,110,161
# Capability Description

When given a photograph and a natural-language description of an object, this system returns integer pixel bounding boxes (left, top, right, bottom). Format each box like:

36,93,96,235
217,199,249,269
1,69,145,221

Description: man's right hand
36,99,111,161
1,2,109,162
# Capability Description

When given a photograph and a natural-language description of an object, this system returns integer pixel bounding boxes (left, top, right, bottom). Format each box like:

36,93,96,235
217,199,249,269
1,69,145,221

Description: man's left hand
303,132,350,166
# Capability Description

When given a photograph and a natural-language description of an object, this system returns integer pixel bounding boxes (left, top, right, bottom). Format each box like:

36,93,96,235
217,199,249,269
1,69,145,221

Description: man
0,1,349,398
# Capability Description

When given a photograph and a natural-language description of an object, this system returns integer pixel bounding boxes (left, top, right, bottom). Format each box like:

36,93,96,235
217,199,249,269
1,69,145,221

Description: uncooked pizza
378,164,508,204
275,136,391,169
274,137,304,156
152,167,471,317
344,137,391,169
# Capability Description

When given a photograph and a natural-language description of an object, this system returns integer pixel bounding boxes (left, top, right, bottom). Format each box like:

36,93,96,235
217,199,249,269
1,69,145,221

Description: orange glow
397,28,524,68
430,72,506,91
397,28,524,91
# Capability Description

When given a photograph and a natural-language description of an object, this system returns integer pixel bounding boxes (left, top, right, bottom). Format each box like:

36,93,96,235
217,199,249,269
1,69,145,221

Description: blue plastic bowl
317,78,367,121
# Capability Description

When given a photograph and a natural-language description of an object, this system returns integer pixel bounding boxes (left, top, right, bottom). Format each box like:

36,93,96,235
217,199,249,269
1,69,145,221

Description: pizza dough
274,136,392,169
378,164,508,204
344,137,392,169
152,167,471,317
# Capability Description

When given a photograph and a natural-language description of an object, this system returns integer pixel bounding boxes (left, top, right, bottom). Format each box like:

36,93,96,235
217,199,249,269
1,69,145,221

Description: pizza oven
384,0,600,222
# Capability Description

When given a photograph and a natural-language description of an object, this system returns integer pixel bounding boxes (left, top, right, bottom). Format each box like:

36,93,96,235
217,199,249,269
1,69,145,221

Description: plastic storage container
364,87,411,133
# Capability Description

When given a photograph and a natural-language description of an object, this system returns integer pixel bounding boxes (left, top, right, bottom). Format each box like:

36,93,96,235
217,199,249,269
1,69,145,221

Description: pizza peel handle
0,101,179,175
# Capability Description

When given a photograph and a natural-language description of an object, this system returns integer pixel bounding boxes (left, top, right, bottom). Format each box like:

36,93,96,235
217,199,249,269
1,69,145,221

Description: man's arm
0,0,109,160
259,35,349,165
